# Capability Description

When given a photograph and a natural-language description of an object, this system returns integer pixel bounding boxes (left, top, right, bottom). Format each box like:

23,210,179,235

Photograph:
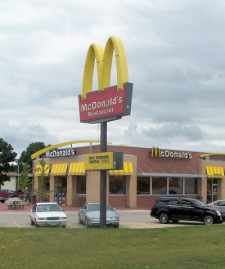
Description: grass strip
0,225,225,269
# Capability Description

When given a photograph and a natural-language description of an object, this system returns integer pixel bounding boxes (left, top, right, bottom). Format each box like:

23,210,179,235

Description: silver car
78,202,119,228
30,202,68,228
207,200,225,208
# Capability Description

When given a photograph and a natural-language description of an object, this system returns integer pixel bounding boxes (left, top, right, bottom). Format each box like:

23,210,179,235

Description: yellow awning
51,163,68,175
109,162,133,176
68,162,85,175
206,166,224,178
35,164,50,175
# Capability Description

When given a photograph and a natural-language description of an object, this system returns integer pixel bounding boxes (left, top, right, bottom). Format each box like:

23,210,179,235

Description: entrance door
212,184,218,202
207,179,218,203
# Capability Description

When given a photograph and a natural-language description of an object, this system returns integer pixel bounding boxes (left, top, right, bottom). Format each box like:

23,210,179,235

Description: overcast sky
1,0,225,157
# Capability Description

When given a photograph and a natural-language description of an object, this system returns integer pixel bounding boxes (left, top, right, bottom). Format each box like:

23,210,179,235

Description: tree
18,163,32,191
20,142,50,168
0,138,17,185
34,159,51,202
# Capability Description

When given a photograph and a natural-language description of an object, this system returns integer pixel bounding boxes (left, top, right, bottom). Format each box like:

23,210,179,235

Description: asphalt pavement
0,202,209,229
0,202,154,229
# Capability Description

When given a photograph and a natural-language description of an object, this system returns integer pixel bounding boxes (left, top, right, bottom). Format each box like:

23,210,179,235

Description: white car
30,202,68,228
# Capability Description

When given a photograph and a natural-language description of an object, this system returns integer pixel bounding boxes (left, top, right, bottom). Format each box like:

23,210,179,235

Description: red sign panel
78,83,133,123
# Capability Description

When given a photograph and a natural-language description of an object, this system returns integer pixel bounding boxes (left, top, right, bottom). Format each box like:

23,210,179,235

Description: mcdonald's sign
78,36,133,123
151,147,161,157
150,147,192,159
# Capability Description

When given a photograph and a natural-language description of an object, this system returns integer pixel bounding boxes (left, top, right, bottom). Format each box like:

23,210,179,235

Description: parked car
13,189,31,201
1,189,14,198
78,202,119,228
30,202,68,228
150,197,223,225
0,190,9,203
207,200,225,208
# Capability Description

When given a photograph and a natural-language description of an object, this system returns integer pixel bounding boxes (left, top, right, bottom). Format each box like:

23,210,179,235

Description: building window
152,177,167,194
76,176,86,194
168,177,183,194
185,178,198,194
137,177,150,194
109,176,126,194
54,176,67,194
151,177,198,195
44,177,50,192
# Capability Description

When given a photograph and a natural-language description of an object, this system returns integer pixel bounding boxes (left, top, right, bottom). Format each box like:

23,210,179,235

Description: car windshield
87,204,114,212
37,204,62,212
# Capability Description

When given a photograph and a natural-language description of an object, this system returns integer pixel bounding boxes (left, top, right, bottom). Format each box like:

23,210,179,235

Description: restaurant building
32,140,225,208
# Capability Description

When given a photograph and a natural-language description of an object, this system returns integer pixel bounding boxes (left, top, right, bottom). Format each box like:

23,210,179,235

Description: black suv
150,197,223,225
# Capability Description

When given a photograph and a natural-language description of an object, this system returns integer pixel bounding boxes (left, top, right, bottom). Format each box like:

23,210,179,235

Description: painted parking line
12,221,20,228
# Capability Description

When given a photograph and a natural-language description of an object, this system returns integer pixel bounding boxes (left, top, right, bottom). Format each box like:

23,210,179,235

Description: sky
1,0,225,157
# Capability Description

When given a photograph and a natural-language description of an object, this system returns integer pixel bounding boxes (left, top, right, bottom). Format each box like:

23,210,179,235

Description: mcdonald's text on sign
78,36,133,124
150,147,192,159
79,83,132,123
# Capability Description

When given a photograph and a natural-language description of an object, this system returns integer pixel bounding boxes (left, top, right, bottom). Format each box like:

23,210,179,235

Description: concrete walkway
0,202,79,212
0,202,149,213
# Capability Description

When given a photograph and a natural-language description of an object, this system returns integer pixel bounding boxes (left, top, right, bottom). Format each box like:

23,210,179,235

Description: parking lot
0,204,206,228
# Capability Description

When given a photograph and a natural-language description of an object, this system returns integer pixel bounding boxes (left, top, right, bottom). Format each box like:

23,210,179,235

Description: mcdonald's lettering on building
78,36,133,124
151,147,192,159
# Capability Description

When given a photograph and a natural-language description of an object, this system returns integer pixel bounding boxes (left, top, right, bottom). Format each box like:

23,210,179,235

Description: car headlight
216,210,222,216
59,217,67,220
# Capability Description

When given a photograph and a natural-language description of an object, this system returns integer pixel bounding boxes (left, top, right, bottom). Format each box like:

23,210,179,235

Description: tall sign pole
100,122,107,227
78,36,133,228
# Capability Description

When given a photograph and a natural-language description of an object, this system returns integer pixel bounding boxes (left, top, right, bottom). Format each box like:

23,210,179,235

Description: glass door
212,184,218,202
207,179,218,203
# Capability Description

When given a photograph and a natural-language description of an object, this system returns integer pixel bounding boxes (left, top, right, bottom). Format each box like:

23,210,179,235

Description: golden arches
31,140,112,160
81,36,129,100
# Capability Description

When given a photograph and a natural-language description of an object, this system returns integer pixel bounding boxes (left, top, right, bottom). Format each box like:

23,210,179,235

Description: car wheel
85,218,89,228
0,201,4,203
35,220,39,227
30,218,34,225
62,225,66,228
78,216,82,224
203,215,214,225
159,212,169,224
114,224,119,228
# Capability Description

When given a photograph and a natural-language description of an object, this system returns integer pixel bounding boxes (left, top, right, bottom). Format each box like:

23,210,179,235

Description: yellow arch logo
151,147,161,157
81,36,129,100
31,140,112,159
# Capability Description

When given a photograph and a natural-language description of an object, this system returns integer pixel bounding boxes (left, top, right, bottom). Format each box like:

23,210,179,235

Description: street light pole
0,151,2,190
15,159,21,190
18,161,19,189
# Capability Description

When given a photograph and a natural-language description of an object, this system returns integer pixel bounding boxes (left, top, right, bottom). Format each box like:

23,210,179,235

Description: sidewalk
0,202,149,212
0,202,79,212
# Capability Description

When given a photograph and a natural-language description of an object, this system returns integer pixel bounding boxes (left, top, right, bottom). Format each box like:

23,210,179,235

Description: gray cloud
1,0,225,156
